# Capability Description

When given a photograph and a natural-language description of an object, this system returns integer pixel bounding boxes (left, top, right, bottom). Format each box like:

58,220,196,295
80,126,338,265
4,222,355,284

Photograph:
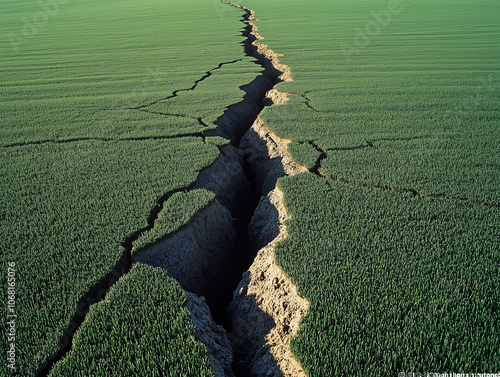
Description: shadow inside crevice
228,276,285,377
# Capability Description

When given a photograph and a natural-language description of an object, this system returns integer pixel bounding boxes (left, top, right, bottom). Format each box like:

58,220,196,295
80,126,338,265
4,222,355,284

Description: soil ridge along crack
222,2,310,376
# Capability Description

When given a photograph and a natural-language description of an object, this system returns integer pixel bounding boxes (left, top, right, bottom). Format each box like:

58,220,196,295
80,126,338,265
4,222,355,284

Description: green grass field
49,263,214,377
240,0,500,374
0,0,260,375
1,0,499,376
0,138,221,375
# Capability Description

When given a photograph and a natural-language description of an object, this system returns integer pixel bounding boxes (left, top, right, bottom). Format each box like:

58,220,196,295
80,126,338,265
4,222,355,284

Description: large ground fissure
37,2,308,376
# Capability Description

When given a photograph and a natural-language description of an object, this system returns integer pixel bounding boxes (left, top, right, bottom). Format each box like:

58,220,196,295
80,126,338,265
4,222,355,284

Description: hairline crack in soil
35,2,309,376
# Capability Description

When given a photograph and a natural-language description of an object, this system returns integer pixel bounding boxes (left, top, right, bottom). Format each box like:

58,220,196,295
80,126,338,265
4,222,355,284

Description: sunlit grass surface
241,0,499,374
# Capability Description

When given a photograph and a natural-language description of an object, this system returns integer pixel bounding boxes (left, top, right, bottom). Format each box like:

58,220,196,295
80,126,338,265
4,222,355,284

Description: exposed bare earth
224,1,293,83
132,199,236,299
264,88,291,106
186,292,235,377
228,185,309,377
224,2,310,376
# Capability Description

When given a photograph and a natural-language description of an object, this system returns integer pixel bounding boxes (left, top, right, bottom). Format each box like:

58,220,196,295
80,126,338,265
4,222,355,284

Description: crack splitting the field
1,132,207,149
332,176,500,208
306,138,499,209
35,182,191,376
36,2,312,375
222,2,310,377
131,59,242,110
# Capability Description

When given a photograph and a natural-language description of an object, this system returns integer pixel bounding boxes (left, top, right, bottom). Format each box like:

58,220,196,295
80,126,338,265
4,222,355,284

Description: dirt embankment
222,2,310,376
229,120,309,377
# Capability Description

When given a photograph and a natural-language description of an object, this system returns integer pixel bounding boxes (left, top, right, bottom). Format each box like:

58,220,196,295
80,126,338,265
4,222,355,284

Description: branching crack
131,59,242,110
2,133,206,149
129,108,210,128
305,136,497,208
332,176,499,208
35,182,193,376
308,141,328,177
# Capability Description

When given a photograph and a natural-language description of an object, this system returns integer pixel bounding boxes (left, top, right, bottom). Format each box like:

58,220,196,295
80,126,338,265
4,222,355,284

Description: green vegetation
249,0,499,204
278,174,499,375
49,263,214,377
147,58,263,127
321,135,500,205
132,190,215,252
0,0,255,145
0,0,260,375
2,0,498,375
240,0,500,374
0,138,219,375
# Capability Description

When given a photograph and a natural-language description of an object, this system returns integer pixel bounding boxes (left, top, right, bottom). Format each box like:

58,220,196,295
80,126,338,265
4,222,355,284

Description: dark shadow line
1,133,205,148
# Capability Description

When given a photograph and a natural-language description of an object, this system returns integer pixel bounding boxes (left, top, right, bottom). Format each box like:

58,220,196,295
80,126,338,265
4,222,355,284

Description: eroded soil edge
230,120,309,377
223,2,310,376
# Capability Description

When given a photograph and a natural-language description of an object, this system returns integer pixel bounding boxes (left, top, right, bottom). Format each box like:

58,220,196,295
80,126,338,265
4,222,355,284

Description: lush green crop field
240,0,500,375
49,263,214,377
132,189,215,252
0,0,260,375
0,138,220,375
278,174,499,375
0,0,256,145
243,0,499,205
2,0,499,375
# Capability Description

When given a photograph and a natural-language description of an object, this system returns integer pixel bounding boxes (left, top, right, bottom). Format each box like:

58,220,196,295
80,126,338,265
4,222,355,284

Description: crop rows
132,189,216,252
277,174,499,375
0,138,221,375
